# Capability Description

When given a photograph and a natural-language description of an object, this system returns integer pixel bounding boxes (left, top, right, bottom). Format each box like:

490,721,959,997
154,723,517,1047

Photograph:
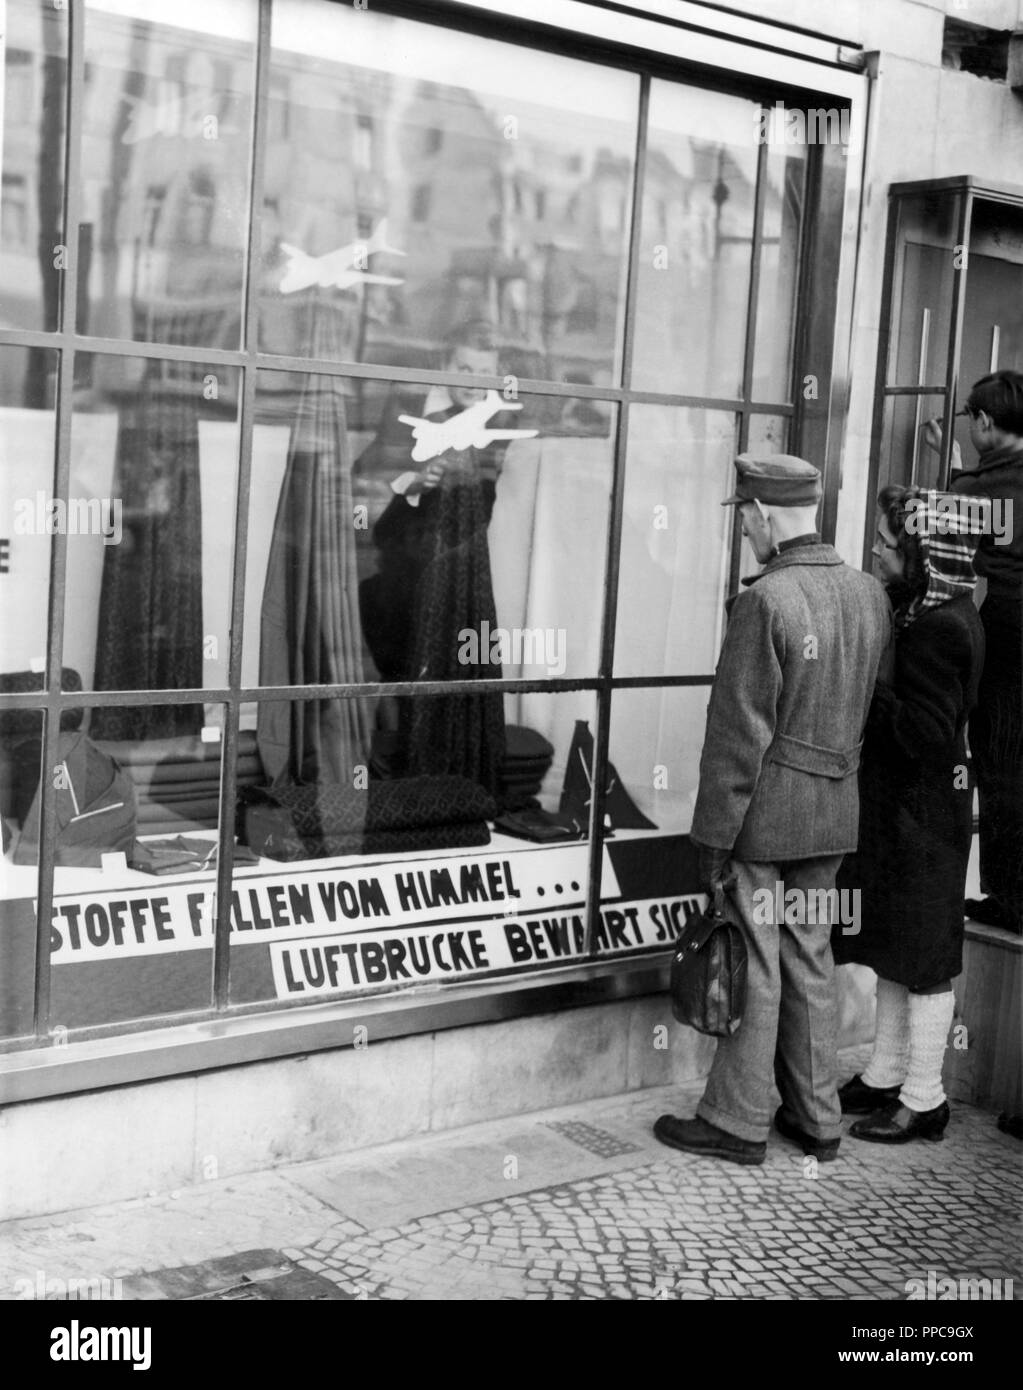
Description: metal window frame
0,0,866,1076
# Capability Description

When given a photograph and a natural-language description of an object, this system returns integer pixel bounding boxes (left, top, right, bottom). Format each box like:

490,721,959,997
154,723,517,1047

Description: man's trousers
696,854,846,1145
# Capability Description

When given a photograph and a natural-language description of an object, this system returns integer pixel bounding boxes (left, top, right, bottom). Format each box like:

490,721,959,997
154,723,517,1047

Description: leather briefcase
669,893,748,1038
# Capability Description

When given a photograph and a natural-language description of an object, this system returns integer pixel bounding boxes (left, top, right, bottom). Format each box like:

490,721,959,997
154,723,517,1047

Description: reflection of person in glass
358,320,516,796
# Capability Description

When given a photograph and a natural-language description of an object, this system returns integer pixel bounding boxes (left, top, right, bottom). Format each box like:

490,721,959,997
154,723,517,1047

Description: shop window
0,0,846,1048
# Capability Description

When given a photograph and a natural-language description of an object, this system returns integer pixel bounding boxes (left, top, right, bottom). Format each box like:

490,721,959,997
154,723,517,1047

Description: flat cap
722,453,823,508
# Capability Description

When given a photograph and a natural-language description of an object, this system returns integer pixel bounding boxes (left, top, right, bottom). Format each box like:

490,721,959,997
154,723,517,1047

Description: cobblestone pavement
2,1067,1020,1301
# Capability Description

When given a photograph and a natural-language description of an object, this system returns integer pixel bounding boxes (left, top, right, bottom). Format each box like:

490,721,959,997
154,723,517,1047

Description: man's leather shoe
653,1114,765,1166
773,1108,841,1161
838,1073,901,1114
850,1099,950,1144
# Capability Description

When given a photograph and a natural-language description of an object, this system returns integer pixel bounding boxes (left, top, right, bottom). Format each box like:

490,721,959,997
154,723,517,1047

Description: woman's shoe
850,1099,950,1144
838,1074,901,1115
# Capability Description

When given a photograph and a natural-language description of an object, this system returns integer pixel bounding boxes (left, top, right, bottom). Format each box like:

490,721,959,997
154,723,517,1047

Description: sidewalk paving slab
1,1072,1020,1301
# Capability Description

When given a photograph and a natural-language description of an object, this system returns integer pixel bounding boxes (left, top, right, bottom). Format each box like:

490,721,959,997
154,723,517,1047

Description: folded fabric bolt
240,775,497,836
244,813,491,862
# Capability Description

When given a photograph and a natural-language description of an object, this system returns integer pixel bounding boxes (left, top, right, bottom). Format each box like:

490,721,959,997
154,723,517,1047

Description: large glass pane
632,83,760,398
243,367,613,721
260,0,638,383
752,142,807,402
65,354,240,714
878,392,946,492
614,407,736,677
0,0,67,332
890,194,964,388
79,0,257,347
45,701,220,1029
609,686,710,845
230,690,614,1005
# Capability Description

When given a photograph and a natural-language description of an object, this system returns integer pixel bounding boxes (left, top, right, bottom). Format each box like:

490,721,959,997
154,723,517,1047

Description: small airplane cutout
398,390,539,463
278,218,406,294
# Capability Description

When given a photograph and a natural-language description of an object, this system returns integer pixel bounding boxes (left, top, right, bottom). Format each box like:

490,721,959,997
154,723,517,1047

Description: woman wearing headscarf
834,485,986,1143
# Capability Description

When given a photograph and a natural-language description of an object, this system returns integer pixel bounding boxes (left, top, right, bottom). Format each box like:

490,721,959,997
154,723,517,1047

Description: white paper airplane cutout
398,390,539,463
278,219,406,294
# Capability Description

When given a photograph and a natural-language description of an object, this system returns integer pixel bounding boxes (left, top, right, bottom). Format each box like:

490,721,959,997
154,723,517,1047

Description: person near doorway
925,370,1023,935
653,454,890,1166
834,486,986,1143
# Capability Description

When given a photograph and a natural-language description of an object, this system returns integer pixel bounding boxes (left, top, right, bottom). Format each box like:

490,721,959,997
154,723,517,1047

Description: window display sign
46,845,610,964
0,835,702,1030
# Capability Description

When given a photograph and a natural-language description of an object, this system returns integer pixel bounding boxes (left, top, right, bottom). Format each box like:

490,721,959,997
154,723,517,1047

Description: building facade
1,0,1021,1218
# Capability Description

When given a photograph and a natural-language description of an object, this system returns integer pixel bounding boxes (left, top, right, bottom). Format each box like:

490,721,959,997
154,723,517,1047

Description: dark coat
691,544,891,860
950,441,1023,605
834,596,986,988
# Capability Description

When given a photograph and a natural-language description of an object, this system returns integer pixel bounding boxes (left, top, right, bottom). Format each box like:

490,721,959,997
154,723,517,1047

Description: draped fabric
91,390,203,740
402,453,506,800
257,301,371,783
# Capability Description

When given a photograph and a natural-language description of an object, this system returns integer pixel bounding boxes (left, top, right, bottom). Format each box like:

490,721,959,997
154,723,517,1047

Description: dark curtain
91,388,204,740
258,302,371,783
402,454,505,799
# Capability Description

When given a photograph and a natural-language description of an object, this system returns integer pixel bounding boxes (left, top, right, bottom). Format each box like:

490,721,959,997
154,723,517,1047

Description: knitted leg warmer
862,977,910,1089
900,990,955,1113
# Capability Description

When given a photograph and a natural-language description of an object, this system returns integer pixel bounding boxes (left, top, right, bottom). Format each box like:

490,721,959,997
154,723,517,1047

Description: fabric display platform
94,731,264,837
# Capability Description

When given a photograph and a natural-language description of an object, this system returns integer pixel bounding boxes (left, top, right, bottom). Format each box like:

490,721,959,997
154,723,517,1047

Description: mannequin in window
357,320,507,684
357,320,521,796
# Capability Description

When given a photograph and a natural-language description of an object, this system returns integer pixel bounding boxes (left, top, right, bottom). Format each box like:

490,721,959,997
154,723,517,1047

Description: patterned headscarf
895,488,988,628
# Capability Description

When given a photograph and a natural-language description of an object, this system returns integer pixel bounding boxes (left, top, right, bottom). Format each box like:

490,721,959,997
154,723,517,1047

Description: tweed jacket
691,543,892,861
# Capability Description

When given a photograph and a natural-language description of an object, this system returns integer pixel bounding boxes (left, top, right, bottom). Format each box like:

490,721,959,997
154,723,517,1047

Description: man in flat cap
655,454,891,1165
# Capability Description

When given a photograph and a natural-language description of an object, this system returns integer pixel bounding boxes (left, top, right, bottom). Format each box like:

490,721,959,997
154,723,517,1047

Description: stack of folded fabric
499,725,555,810
238,774,496,861
93,731,263,836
